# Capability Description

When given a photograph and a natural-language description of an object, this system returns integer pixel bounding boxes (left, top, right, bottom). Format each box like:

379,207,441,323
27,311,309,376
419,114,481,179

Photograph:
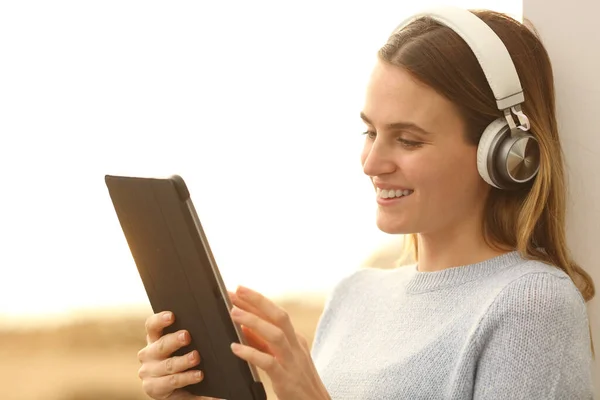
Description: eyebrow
360,112,434,136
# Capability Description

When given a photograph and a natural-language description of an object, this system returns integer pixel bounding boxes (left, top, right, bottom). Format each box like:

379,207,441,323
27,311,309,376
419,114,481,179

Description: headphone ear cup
477,118,509,189
497,132,540,185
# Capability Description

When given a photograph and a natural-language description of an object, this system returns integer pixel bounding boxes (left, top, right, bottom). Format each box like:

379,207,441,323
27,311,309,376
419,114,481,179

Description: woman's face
360,59,490,236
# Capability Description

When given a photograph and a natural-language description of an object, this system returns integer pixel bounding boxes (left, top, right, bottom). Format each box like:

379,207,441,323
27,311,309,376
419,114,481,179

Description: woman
136,7,595,399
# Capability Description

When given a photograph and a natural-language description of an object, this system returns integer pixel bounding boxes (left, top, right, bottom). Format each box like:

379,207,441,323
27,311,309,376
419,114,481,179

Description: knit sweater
310,251,594,399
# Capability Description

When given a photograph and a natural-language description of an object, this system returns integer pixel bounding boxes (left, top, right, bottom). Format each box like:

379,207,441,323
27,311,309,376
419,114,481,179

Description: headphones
393,6,540,190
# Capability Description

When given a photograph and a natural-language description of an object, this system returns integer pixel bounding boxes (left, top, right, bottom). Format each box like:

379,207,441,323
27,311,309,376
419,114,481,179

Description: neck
415,221,511,273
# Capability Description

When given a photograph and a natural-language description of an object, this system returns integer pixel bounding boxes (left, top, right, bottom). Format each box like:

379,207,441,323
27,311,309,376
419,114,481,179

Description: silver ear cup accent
497,134,540,183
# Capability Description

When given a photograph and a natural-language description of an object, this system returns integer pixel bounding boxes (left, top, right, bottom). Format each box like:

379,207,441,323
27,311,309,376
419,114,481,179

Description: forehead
362,60,460,130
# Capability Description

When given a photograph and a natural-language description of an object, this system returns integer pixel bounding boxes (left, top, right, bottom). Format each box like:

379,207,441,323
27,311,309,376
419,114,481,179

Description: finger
228,292,272,353
231,342,281,376
227,290,236,301
229,291,263,317
229,291,271,351
140,330,191,362
235,286,298,346
139,350,200,379
145,311,175,344
231,306,293,362
241,325,272,355
142,370,204,399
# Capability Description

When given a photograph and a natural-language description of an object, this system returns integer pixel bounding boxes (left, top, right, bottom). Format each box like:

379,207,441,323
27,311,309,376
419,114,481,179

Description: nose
362,139,397,178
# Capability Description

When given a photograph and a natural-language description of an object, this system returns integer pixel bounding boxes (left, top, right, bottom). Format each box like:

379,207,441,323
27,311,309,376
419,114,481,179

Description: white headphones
393,6,540,189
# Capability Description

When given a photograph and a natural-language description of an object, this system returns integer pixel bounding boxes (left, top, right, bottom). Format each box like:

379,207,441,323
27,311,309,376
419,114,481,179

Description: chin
375,214,413,234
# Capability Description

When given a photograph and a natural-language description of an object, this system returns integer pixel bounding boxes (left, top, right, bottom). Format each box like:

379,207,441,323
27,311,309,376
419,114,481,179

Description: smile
376,188,414,199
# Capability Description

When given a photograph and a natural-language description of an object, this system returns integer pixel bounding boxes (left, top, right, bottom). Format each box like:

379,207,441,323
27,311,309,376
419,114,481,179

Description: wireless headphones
393,6,540,190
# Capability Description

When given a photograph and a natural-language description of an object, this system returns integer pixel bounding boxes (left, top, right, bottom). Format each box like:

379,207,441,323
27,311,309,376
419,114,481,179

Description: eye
397,138,422,149
362,131,423,149
362,130,376,140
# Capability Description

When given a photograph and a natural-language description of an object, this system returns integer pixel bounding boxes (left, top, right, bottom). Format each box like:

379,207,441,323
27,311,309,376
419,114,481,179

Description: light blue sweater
310,251,594,399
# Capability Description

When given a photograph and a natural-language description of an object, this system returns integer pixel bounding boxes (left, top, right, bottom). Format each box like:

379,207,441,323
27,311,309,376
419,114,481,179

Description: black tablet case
105,174,266,400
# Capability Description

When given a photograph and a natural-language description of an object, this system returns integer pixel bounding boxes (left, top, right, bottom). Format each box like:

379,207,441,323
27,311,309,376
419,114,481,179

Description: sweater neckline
405,251,523,293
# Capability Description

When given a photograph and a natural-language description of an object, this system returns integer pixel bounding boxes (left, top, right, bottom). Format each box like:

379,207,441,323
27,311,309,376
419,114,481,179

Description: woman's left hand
228,286,330,400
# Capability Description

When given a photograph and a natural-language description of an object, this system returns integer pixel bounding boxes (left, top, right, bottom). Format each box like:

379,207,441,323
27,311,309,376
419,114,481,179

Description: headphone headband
393,6,524,111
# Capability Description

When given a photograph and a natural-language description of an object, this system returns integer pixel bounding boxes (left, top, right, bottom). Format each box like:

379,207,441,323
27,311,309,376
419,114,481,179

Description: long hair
379,9,595,355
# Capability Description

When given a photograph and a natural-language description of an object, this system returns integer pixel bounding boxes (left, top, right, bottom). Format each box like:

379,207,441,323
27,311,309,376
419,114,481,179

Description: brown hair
379,9,595,355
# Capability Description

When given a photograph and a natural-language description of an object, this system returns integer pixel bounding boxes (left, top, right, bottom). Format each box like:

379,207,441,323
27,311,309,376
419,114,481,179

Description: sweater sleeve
472,272,594,399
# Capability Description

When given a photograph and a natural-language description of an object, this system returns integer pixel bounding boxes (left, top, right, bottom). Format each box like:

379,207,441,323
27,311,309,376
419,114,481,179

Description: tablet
105,174,266,400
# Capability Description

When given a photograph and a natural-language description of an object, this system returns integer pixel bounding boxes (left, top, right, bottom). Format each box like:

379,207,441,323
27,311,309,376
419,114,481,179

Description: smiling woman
135,4,595,400
310,7,594,400
359,61,479,236
2,1,545,400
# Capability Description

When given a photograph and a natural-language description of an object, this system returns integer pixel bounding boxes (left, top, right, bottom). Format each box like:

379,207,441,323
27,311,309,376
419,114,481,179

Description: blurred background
5,0,597,399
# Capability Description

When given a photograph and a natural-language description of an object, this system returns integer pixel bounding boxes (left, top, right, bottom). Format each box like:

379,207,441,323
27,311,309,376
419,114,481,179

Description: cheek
413,148,482,202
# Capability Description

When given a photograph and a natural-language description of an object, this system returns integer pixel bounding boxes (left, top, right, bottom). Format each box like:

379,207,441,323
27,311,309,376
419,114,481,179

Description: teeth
377,188,414,199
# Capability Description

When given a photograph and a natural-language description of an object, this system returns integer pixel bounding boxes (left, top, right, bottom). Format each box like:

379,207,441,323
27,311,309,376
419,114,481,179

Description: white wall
523,0,600,392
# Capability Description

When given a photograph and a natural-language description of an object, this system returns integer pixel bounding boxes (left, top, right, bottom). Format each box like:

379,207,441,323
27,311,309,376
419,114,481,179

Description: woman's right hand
137,310,216,400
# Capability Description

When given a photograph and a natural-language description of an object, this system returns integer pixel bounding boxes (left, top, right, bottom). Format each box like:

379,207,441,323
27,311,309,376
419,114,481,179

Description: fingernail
163,312,172,322
236,286,249,296
189,351,197,361
195,370,203,381
231,342,241,352
231,306,242,316
179,331,187,342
